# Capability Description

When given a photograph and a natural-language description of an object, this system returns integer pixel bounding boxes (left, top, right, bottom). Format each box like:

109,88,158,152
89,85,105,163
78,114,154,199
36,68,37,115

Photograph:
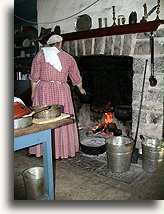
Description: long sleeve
68,57,82,86
29,51,43,83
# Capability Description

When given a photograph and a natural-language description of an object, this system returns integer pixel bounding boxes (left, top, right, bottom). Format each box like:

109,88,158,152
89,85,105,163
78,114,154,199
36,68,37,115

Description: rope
14,0,100,25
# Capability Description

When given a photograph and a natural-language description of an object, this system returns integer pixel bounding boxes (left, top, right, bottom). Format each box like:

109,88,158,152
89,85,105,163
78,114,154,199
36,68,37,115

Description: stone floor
14,148,163,200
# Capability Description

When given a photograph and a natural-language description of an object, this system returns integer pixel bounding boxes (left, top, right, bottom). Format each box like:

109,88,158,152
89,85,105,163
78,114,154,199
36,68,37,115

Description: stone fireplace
62,24,163,148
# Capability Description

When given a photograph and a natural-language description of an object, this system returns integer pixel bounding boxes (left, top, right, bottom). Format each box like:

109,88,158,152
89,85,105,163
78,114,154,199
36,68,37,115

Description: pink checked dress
28,48,82,159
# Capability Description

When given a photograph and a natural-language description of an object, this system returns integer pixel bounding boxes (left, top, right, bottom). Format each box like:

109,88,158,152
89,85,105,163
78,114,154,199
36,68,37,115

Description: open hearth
64,27,163,149
71,54,134,152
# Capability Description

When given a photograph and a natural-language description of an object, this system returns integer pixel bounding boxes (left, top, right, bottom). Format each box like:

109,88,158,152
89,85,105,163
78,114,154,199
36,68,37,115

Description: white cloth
14,97,25,105
42,47,62,71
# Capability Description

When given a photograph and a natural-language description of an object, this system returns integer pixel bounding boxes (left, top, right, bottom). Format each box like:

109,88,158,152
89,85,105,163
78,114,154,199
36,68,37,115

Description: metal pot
32,104,61,119
80,94,92,104
106,136,135,172
14,116,32,130
80,137,106,155
141,138,163,173
114,105,132,121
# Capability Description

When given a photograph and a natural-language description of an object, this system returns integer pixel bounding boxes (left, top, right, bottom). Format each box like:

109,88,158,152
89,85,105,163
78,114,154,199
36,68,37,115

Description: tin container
141,139,163,173
22,167,45,200
106,136,134,172
32,104,61,119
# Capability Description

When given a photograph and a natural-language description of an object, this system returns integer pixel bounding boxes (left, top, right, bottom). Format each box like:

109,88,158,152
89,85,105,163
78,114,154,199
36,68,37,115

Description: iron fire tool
131,59,148,163
149,32,157,87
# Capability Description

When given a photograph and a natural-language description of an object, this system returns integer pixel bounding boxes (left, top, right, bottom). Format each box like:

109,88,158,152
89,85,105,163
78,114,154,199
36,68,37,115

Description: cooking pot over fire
114,105,132,121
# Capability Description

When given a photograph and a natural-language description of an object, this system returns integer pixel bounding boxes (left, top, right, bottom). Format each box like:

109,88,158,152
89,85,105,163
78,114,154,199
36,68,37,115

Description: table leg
42,129,54,200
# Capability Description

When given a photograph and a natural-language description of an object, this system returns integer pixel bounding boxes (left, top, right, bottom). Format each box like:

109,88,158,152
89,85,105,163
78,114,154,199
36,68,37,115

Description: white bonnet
47,35,63,44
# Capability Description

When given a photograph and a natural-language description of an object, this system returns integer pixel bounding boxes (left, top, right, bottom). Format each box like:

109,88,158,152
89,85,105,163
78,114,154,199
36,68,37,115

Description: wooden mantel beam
61,20,164,42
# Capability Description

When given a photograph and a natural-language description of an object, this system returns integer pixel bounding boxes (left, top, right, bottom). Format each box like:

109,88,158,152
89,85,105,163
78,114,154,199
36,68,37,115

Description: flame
92,111,114,136
92,123,101,132
102,112,113,132
104,112,113,124
100,131,114,136
95,123,101,129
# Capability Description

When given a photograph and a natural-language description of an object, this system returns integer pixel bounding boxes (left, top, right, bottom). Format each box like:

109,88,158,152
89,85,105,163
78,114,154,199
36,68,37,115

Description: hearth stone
61,151,144,185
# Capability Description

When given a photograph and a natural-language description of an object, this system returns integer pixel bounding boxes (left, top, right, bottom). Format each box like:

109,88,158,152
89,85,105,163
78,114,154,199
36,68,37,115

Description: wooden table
14,118,73,200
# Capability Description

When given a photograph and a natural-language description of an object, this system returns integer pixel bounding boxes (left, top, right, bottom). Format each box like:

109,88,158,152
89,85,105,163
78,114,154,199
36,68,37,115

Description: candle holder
112,6,117,26
104,18,107,28
140,3,147,22
155,0,160,20
98,18,102,28
118,15,126,25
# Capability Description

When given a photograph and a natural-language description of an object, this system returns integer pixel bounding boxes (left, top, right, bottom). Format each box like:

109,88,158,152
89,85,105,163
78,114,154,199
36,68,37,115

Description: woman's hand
76,81,86,94
79,88,86,95
31,92,35,101
31,81,37,102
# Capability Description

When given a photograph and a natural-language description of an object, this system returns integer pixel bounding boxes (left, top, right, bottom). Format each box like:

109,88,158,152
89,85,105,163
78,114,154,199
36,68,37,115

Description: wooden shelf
14,46,35,50
61,20,164,42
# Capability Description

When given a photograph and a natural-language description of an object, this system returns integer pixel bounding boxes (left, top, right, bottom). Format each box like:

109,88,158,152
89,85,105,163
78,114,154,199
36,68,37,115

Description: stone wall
63,25,163,147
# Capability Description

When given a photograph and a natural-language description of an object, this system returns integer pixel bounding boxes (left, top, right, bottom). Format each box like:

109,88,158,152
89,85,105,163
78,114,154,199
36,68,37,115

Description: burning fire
91,101,122,136
101,112,114,136
92,112,114,136
104,112,113,123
